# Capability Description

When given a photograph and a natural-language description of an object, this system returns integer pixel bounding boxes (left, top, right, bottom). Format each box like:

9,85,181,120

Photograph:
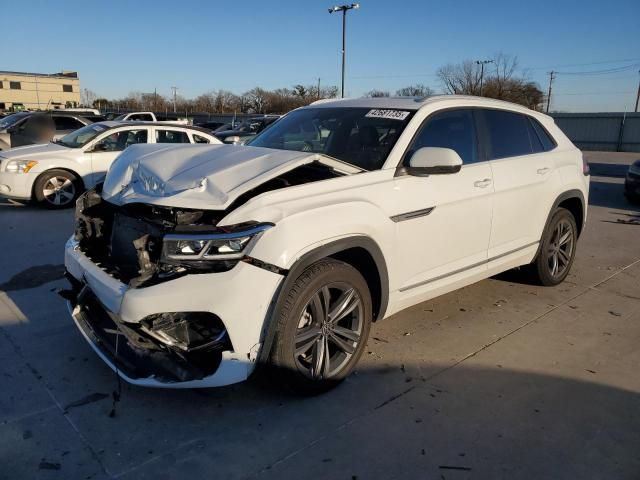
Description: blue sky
3,0,639,112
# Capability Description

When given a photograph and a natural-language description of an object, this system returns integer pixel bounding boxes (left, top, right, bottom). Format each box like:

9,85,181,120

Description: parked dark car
214,116,280,144
195,120,227,131
0,111,95,150
624,159,640,203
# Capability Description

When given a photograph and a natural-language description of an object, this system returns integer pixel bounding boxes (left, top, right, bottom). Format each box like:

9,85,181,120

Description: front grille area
74,187,233,286
72,285,229,382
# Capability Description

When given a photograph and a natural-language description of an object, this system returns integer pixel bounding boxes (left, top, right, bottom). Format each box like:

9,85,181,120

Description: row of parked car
0,109,281,207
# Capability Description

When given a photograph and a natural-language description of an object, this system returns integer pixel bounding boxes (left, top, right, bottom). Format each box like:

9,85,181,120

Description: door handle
537,167,551,175
474,178,492,188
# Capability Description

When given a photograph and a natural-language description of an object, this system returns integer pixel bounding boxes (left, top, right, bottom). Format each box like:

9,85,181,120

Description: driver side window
93,129,148,152
409,109,478,165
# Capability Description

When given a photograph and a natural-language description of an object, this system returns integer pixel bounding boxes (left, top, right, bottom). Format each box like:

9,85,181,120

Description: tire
34,169,82,209
530,207,578,286
269,259,372,395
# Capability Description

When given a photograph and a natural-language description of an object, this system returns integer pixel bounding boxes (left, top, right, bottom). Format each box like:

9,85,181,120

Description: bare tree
395,84,435,97
244,88,270,113
436,53,543,109
364,89,390,98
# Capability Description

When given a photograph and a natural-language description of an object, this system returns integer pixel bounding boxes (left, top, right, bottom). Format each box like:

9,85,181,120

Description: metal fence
550,112,640,152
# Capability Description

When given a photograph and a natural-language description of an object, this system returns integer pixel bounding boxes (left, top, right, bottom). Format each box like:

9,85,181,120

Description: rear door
478,109,558,259
153,127,192,144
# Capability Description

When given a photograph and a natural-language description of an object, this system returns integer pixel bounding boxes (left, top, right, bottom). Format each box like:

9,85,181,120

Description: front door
391,109,494,298
88,128,149,186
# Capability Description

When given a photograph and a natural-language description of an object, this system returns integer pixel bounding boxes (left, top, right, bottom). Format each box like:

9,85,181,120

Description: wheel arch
533,189,586,261
31,167,86,199
258,235,389,363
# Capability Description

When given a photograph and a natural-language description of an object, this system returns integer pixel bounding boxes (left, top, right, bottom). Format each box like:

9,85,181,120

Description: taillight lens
582,154,590,176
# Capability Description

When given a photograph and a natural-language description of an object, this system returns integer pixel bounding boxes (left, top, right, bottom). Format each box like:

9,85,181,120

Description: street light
475,59,494,96
328,3,360,98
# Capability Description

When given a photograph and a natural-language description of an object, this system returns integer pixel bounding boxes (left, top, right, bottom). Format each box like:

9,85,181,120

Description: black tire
34,169,82,209
530,207,578,286
269,259,372,395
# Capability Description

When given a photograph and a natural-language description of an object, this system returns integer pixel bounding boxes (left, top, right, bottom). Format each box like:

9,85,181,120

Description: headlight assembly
5,160,38,174
161,223,273,262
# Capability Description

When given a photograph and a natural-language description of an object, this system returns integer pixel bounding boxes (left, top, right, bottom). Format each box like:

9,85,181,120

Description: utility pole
475,59,493,96
317,77,321,100
546,71,555,113
154,87,157,112
171,86,178,113
328,3,360,98
634,70,640,113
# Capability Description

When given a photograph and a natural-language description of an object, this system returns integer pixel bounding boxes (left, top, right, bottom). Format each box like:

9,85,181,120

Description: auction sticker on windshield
365,109,410,121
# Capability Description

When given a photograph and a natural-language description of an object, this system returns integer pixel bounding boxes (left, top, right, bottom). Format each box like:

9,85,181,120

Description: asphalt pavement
0,151,638,480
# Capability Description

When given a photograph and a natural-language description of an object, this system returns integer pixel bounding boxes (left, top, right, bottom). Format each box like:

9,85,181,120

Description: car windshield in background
248,107,415,170
57,123,109,148
0,112,29,129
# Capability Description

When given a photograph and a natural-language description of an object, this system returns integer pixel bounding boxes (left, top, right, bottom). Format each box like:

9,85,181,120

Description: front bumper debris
64,237,284,388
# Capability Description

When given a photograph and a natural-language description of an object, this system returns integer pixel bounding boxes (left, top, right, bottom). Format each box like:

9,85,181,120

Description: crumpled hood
101,143,320,209
0,142,71,159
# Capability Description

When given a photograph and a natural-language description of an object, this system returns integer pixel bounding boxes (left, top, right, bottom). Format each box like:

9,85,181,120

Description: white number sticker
365,109,410,121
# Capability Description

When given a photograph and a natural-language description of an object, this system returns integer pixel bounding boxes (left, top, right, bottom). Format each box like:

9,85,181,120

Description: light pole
475,59,493,96
171,86,178,113
328,3,359,98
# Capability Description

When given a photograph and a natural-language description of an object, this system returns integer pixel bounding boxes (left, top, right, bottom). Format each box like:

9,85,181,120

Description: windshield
0,113,29,130
248,107,414,170
57,123,110,148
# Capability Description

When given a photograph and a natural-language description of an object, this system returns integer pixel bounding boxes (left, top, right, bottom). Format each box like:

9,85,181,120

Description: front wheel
530,207,578,286
33,169,81,209
269,259,372,394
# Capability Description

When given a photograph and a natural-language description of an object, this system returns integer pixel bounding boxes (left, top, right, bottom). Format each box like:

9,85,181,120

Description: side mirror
224,135,241,145
407,147,463,176
90,143,108,152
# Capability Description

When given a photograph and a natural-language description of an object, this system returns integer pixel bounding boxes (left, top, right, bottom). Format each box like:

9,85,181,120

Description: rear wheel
269,259,372,394
530,207,577,286
34,169,81,209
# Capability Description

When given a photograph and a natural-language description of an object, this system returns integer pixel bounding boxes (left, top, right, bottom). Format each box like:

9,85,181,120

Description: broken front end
63,186,284,387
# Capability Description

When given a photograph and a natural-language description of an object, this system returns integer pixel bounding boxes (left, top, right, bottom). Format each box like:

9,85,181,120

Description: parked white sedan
0,121,221,208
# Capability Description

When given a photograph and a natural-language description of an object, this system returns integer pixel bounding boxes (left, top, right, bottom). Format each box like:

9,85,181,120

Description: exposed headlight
161,223,273,262
629,164,640,176
5,160,38,174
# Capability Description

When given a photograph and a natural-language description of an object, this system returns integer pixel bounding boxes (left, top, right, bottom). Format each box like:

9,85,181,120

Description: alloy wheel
294,283,363,380
546,218,574,278
42,176,76,206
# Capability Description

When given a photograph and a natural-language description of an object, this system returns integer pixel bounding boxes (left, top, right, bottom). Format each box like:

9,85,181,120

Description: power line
529,57,640,70
555,63,640,76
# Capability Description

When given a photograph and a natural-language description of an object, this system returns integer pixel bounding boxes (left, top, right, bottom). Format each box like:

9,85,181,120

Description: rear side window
409,109,478,164
528,117,556,152
130,114,153,121
53,116,85,131
156,129,190,143
482,109,534,160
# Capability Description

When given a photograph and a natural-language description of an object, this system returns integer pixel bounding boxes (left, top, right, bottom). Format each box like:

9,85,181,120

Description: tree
244,87,270,113
436,53,544,109
364,89,390,98
395,84,434,97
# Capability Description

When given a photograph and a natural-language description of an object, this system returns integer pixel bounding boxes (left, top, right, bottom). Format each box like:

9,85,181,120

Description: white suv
63,96,589,393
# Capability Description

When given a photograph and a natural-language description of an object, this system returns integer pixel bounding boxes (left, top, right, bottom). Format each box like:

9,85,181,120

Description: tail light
582,154,590,176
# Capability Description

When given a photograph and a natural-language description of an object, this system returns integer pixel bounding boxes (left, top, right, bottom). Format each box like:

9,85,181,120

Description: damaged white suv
64,96,589,393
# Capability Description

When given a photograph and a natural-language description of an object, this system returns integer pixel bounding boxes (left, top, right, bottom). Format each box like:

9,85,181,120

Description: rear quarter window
528,117,556,152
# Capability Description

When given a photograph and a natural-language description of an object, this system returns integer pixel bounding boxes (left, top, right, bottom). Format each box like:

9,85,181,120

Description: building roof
0,70,78,79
